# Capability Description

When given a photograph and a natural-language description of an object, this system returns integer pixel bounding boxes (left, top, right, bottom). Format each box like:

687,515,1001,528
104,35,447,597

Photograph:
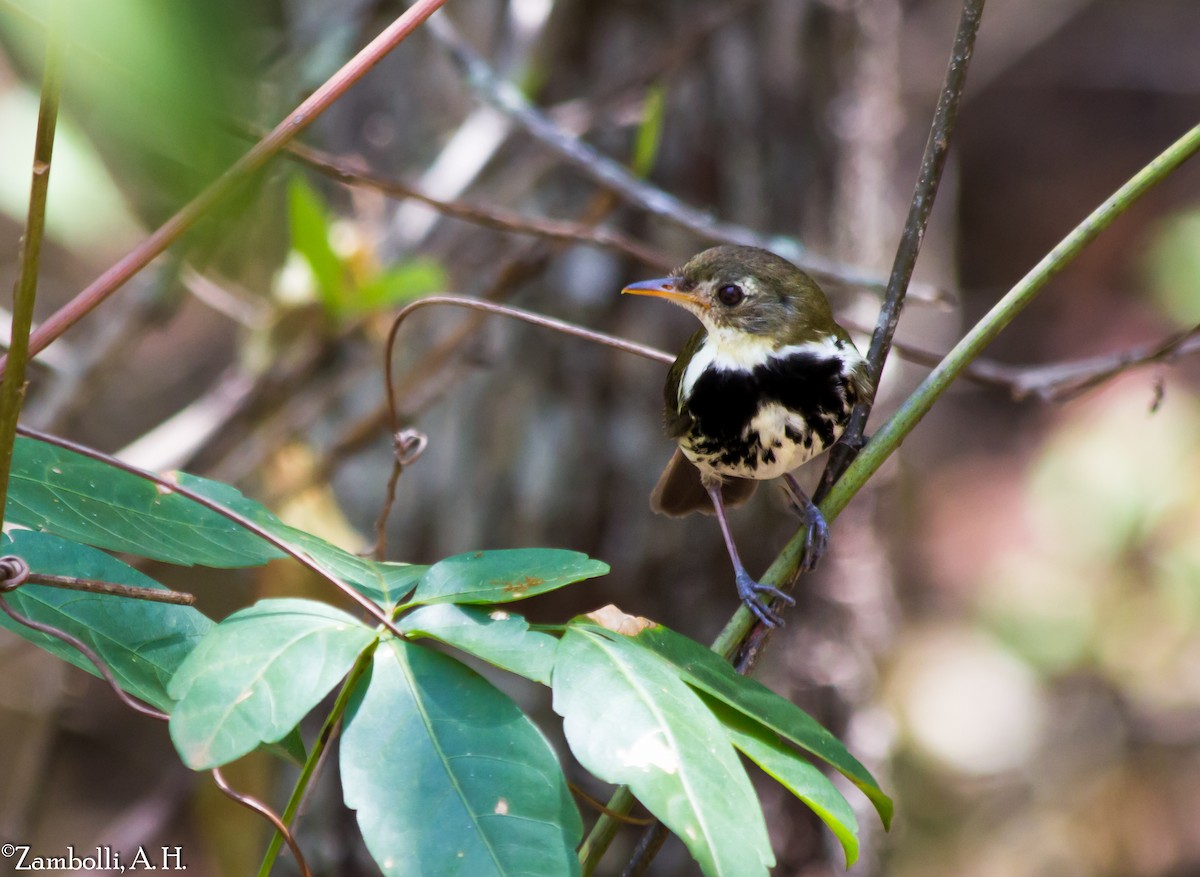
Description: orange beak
620,277,708,310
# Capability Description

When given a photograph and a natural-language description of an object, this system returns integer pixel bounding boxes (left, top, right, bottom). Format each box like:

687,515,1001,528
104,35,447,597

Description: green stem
716,120,1200,656
586,120,1200,867
257,640,379,877
0,3,64,525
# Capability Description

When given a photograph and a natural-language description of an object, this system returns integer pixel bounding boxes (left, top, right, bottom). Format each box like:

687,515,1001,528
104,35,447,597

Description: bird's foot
796,511,829,572
783,478,829,572
735,570,796,628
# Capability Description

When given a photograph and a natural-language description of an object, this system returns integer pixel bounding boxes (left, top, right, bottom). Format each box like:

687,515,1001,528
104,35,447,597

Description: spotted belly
672,341,862,483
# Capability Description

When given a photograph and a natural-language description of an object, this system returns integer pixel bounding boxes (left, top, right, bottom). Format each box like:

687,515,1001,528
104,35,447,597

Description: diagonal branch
422,12,892,291
815,0,988,505
872,321,1200,402
281,139,675,270
0,0,450,378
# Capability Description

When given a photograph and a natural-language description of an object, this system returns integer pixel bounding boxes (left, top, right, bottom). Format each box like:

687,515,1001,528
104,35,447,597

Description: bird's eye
716,284,745,306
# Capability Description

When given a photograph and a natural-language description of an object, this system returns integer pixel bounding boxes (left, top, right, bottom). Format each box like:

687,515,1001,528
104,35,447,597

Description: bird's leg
704,480,795,627
782,473,829,572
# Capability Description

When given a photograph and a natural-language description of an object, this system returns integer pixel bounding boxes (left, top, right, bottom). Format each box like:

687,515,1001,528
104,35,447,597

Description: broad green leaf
288,175,345,311
0,530,212,713
173,472,426,608
704,695,860,868
398,604,557,684
629,624,893,828
406,549,608,607
5,436,283,568
552,626,774,877
341,639,581,877
352,258,446,313
168,598,376,769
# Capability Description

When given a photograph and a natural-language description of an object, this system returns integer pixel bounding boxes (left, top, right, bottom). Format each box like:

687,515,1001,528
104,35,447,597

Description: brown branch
814,0,988,509
22,572,196,605
0,0,450,378
866,321,1200,402
212,768,312,877
282,140,675,271
422,12,893,291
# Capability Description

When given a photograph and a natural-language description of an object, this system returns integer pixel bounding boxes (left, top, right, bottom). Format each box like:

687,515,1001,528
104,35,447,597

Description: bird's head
622,245,837,344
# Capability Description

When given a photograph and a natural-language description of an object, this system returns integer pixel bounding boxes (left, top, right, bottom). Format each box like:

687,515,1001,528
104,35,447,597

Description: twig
0,0,450,377
383,295,672,438
213,767,312,877
282,139,674,270
0,1,64,526
423,13,892,291
815,0,987,506
17,571,196,605
867,321,1200,402
372,295,673,556
817,120,1200,535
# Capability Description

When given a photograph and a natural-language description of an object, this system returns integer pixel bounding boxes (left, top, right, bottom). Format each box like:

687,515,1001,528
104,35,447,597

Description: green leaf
168,598,376,769
406,549,608,607
173,472,426,608
703,695,860,868
631,83,666,178
630,624,893,828
5,435,283,568
398,604,557,685
352,258,446,313
288,175,345,312
341,639,581,877
0,530,212,713
552,626,774,877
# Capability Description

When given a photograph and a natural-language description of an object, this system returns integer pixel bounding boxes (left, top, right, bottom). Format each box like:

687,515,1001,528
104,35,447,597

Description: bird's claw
785,490,829,572
735,570,795,628
799,515,829,572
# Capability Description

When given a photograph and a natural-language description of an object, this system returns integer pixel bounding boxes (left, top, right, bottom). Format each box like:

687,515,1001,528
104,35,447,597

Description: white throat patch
678,331,844,405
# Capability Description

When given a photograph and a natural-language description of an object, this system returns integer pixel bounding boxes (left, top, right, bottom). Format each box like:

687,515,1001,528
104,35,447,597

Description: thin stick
815,0,987,504
282,140,675,271
21,572,195,605
383,295,674,435
423,13,890,291
213,767,312,877
0,0,450,377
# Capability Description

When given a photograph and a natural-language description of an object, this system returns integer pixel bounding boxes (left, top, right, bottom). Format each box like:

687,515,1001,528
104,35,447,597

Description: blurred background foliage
1,0,1198,875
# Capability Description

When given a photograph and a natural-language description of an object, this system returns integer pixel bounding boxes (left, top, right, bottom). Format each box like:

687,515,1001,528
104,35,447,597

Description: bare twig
282,139,674,270
15,570,196,605
0,1,64,525
861,321,1200,402
0,0,450,377
423,13,893,291
212,768,311,877
383,295,672,440
814,0,988,507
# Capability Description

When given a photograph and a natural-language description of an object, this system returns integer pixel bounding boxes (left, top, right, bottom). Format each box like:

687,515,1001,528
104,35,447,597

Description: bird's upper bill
620,277,710,312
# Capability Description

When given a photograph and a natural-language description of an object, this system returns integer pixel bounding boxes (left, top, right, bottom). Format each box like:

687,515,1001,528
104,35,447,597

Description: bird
623,245,872,627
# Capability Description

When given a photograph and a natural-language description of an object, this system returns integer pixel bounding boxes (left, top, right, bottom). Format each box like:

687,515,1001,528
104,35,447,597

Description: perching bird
623,245,872,626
